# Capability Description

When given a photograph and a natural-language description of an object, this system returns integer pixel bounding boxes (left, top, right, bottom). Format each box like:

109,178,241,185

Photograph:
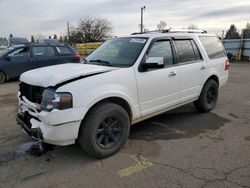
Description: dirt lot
0,63,250,188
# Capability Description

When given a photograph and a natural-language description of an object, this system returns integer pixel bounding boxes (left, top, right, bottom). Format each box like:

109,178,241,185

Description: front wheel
78,103,130,159
0,71,6,84
194,79,218,113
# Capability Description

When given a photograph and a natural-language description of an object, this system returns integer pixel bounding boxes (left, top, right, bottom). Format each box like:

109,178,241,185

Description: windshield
85,37,147,67
0,47,14,57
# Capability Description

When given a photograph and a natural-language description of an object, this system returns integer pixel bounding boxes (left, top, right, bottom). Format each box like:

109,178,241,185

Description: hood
20,63,117,87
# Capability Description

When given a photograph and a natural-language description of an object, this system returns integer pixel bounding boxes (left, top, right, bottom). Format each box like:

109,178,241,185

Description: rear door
54,45,80,63
173,38,207,103
31,46,58,68
136,38,180,116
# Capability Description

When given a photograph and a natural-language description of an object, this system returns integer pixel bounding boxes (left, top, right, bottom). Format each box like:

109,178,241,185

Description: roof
123,29,217,39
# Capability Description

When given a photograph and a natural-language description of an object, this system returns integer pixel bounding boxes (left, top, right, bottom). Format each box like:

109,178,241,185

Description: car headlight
41,89,73,111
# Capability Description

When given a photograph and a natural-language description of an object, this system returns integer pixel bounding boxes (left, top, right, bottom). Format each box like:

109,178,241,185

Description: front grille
19,83,45,104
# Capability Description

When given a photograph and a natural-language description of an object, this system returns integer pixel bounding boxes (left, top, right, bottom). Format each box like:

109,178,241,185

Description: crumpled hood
20,63,117,87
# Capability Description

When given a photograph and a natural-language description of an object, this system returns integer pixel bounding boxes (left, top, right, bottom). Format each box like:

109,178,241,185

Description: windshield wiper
89,59,112,66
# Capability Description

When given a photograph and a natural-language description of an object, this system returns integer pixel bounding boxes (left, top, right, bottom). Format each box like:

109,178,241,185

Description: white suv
17,30,229,158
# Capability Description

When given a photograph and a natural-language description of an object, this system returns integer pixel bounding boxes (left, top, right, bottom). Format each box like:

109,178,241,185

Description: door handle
168,71,177,77
200,65,206,70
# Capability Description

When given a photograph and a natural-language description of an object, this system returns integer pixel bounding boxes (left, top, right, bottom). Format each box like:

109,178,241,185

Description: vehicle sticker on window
130,38,146,44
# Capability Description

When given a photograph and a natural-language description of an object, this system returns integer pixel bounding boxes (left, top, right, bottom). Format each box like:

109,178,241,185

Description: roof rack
131,29,207,35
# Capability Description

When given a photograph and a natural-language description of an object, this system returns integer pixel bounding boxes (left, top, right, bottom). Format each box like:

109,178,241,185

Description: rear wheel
0,71,6,84
194,79,218,113
78,103,130,159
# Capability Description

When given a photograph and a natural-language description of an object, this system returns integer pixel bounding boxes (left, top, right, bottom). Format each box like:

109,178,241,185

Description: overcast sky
0,0,249,39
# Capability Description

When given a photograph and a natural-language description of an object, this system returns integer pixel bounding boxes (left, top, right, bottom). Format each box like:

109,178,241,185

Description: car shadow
129,104,230,141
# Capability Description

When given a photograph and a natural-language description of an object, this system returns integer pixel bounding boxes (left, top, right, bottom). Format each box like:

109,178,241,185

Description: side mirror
142,57,164,70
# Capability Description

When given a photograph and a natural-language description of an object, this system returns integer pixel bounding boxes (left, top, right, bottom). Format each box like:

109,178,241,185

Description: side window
191,40,202,60
147,40,174,66
199,36,226,59
9,47,30,58
55,46,72,55
32,46,55,57
174,40,196,63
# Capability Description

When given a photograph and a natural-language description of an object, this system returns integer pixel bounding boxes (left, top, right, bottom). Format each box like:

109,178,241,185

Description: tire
194,79,218,113
78,102,130,159
0,71,6,84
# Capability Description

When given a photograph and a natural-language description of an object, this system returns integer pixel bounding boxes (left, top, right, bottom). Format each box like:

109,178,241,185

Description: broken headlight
41,89,72,111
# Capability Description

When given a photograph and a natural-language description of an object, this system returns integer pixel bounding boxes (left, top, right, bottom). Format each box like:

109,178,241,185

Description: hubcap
206,87,216,105
96,116,122,149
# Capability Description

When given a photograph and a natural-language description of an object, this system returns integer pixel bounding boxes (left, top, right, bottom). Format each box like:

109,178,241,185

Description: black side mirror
142,57,164,69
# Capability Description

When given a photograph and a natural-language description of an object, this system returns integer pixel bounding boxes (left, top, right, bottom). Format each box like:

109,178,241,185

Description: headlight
41,89,73,111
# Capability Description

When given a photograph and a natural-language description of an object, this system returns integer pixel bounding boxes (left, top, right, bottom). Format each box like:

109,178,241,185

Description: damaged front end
16,82,84,146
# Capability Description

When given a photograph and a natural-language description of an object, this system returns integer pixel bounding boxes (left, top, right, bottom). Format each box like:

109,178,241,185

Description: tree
225,24,240,39
70,16,112,43
53,34,58,39
242,22,250,39
63,36,68,43
31,35,35,43
9,34,13,38
187,24,199,30
157,21,167,31
49,36,51,39
59,36,63,43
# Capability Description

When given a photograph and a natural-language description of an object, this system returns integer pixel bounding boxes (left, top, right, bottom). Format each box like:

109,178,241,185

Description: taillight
74,54,81,60
225,58,230,71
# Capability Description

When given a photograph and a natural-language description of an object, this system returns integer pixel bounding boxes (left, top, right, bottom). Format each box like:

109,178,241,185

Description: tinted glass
86,37,147,67
191,40,202,60
148,40,173,66
175,40,196,63
32,46,55,57
199,36,225,59
0,47,14,57
9,47,30,58
56,46,72,55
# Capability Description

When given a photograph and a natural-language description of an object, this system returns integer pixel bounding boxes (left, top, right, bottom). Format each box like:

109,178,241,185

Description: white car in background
17,29,229,158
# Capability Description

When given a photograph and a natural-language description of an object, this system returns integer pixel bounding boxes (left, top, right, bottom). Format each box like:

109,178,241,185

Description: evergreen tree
225,24,240,39
49,36,51,39
9,34,13,38
243,22,250,39
31,35,35,43
59,36,63,43
53,34,58,39
63,36,68,43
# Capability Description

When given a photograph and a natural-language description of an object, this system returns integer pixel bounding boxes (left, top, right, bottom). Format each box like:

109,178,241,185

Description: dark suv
0,43,81,83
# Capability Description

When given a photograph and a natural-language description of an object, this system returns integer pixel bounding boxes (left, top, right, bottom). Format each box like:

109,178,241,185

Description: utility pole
239,29,245,61
140,6,146,33
67,21,70,42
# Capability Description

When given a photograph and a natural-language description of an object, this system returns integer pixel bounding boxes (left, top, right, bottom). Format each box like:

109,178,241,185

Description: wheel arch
205,74,219,86
83,97,133,123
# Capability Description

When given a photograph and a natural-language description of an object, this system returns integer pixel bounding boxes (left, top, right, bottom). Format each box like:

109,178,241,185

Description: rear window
55,46,72,55
199,36,225,59
32,46,55,57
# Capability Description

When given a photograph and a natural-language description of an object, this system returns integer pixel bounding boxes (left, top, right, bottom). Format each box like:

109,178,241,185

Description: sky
0,0,249,39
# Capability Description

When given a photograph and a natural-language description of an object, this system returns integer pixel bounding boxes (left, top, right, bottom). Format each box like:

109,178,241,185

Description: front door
4,47,32,78
136,39,180,117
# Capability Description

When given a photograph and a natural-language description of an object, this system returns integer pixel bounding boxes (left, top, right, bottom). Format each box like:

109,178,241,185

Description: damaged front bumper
17,92,87,146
